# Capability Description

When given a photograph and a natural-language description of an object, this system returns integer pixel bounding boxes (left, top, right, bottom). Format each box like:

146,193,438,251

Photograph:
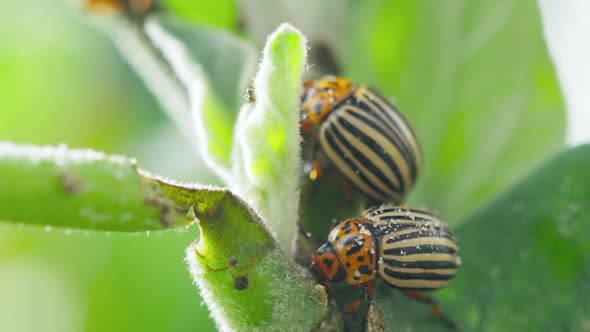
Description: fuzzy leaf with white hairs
0,142,328,330
186,188,328,331
232,23,307,256
0,142,191,231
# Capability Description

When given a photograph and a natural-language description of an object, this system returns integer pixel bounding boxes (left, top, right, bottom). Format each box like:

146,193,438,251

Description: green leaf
0,142,328,330
104,14,257,183
0,142,225,231
186,188,328,331
161,0,237,29
375,144,590,331
232,23,307,256
0,142,188,231
341,1,566,223
239,0,566,224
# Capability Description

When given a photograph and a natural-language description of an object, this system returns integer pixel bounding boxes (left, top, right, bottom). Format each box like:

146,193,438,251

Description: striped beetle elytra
300,76,422,204
311,204,460,330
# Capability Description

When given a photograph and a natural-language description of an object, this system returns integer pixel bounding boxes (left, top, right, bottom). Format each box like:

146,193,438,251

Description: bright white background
540,0,590,145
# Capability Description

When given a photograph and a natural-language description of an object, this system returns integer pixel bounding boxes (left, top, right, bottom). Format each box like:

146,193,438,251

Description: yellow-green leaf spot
267,126,286,153
252,157,271,179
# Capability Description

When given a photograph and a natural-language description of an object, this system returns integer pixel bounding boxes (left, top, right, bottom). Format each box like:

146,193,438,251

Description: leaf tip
264,22,307,65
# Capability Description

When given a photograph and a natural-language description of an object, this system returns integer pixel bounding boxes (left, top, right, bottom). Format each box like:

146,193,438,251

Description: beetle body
362,205,460,290
326,218,377,286
301,76,422,203
312,205,460,291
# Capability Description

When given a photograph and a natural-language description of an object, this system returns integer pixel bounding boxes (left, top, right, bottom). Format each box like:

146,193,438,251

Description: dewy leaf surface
375,145,590,331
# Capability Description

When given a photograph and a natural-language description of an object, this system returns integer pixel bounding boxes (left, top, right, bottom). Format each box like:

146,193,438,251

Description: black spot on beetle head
358,264,372,275
314,103,324,115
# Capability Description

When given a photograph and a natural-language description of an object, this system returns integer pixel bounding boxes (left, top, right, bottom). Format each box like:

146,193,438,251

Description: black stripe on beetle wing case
378,227,459,290
354,87,421,182
362,206,460,290
319,88,421,203
362,88,422,167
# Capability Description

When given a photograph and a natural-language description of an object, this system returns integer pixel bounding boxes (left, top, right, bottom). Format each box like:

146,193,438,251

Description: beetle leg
308,141,322,181
345,296,363,314
310,160,322,181
339,177,355,202
359,283,375,328
321,280,335,294
345,282,374,313
401,291,458,331
365,282,374,302
344,283,375,329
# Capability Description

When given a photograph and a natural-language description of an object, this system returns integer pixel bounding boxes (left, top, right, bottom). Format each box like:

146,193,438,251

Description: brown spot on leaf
143,198,159,206
234,275,249,290
228,257,238,267
60,173,84,195
159,206,174,227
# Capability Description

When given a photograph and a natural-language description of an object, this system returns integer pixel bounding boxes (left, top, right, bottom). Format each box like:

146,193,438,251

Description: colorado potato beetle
311,205,460,329
300,76,422,204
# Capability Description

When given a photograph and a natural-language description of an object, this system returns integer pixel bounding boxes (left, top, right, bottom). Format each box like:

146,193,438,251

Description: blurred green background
0,0,572,331
0,1,218,331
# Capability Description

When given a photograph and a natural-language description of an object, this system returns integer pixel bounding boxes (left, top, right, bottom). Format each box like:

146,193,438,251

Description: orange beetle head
311,242,346,283
300,76,355,133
